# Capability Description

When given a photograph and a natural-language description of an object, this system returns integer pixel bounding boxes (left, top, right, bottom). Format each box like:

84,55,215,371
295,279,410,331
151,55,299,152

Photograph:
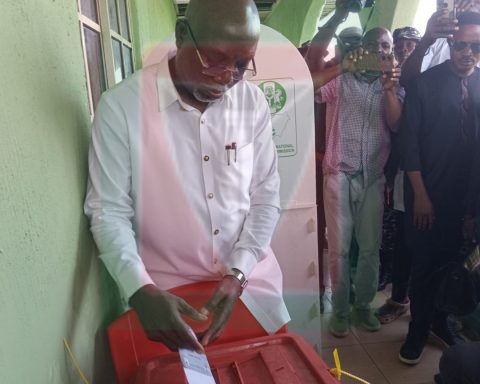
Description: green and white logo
259,81,287,113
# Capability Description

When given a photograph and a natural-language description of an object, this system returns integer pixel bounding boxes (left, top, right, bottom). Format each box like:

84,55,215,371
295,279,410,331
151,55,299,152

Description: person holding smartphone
401,0,480,86
311,27,404,337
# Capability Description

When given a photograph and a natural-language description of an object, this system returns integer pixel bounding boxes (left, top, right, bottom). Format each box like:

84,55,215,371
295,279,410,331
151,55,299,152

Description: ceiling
320,0,337,19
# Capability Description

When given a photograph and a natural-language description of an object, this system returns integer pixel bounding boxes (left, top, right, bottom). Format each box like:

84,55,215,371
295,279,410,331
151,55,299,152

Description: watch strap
228,268,248,291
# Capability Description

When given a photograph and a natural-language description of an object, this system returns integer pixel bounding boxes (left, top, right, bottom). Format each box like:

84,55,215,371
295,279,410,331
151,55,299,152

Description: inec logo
259,81,286,113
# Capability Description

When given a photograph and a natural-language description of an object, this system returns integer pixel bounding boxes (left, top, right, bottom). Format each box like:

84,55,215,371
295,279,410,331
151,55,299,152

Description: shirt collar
156,48,233,112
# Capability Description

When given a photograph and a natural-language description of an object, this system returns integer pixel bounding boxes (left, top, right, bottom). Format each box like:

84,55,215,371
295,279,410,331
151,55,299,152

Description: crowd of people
307,0,480,376
83,0,480,382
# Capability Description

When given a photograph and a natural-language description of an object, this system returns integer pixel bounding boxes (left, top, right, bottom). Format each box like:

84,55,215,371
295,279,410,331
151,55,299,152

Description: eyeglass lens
452,41,480,54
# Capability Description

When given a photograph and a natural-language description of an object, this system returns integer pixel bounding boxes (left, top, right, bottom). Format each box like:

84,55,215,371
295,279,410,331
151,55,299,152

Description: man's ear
175,20,188,49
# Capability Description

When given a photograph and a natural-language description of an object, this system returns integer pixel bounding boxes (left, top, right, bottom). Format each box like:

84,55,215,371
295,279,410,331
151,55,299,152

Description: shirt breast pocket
216,142,254,190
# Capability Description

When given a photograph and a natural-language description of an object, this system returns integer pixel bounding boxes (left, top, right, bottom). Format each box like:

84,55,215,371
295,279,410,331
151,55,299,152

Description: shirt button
213,229,220,235
207,193,214,199
201,118,205,124
203,155,210,161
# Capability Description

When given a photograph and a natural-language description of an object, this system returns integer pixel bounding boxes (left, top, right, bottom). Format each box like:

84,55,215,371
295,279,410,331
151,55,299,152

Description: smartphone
355,52,395,73
437,0,457,19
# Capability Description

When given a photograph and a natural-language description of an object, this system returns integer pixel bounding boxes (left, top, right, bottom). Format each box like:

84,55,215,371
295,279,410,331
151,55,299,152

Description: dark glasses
449,40,480,54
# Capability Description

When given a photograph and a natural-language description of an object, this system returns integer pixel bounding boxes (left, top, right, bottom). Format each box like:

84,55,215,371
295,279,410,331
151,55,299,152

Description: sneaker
399,341,424,365
430,323,465,348
375,298,409,324
353,308,381,332
328,315,350,337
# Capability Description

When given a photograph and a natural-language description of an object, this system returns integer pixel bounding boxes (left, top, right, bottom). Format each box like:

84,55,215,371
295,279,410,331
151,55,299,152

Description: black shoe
430,324,465,348
399,341,424,365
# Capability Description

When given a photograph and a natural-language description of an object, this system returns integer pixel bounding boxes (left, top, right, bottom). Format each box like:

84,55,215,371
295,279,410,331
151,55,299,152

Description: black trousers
404,212,463,345
390,211,412,303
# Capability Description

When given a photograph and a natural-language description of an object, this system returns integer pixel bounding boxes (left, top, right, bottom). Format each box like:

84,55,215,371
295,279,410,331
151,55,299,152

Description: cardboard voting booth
253,26,321,349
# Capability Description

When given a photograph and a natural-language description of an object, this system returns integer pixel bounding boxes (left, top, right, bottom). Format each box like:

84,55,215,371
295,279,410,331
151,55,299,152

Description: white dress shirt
84,51,290,333
421,38,451,72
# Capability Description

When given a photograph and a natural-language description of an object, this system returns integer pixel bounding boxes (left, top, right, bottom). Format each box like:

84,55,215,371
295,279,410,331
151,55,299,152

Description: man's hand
334,0,351,19
456,0,480,13
380,67,401,91
129,285,207,353
413,191,435,230
199,276,242,346
423,9,458,46
342,47,366,73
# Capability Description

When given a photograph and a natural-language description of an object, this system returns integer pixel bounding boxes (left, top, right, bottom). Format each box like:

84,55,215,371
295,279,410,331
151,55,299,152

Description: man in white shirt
84,0,290,353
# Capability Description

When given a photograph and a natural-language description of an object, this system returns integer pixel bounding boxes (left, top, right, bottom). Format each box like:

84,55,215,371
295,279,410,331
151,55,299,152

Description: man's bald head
185,0,261,44
362,27,393,54
172,0,260,105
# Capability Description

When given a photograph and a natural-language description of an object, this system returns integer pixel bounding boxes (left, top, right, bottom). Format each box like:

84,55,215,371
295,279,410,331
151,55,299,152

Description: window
78,0,134,114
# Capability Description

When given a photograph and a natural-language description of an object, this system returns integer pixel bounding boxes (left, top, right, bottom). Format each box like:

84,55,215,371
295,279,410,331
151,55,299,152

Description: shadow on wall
47,70,123,384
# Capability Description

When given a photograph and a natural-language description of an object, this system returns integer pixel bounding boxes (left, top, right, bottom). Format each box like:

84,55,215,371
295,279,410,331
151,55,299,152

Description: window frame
78,0,135,115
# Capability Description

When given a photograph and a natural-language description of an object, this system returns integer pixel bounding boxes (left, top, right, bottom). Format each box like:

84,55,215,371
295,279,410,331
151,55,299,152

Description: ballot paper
178,348,216,384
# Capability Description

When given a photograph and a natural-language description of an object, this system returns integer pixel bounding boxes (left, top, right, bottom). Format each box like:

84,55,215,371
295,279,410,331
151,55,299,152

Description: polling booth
252,25,321,350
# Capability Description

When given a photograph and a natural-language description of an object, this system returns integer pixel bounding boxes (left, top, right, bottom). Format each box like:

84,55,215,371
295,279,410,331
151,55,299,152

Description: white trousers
323,172,385,318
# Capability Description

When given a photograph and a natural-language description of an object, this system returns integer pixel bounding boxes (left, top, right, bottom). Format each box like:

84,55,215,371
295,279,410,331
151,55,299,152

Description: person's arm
200,88,282,345
85,94,206,353
400,82,435,230
407,171,435,230
313,46,366,92
400,8,458,86
312,62,344,89
381,67,403,132
305,0,350,74
463,143,480,239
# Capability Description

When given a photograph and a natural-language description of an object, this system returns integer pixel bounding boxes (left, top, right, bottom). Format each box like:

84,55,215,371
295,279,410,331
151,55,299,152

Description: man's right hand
342,47,366,73
129,284,208,353
423,9,458,46
335,0,352,18
413,192,435,231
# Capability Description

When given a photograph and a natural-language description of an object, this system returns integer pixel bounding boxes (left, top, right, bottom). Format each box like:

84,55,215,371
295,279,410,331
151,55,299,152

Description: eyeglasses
182,19,257,81
449,40,480,54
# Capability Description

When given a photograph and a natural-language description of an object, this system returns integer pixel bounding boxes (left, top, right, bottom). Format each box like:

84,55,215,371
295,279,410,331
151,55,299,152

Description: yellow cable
63,338,90,384
330,348,370,384
341,370,371,384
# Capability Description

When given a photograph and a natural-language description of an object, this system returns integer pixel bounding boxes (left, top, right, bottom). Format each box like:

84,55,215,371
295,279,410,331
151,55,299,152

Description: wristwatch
227,268,248,292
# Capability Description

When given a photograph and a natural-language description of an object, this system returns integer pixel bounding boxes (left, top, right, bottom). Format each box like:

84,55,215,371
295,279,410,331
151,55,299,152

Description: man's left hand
456,0,480,13
380,67,401,91
199,275,242,346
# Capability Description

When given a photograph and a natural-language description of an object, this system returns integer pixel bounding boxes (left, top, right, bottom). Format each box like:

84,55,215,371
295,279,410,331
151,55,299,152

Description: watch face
231,268,248,288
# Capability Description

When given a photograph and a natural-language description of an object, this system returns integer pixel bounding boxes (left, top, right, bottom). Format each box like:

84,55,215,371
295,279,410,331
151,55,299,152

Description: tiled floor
319,285,446,384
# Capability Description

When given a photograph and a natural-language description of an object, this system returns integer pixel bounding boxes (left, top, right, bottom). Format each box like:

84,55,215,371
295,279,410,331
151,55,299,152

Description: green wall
0,2,120,383
264,0,326,47
129,0,178,69
359,0,422,31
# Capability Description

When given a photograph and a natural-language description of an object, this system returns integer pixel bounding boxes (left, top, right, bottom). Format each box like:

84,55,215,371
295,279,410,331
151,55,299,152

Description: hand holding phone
354,52,396,74
424,8,459,45
437,0,456,18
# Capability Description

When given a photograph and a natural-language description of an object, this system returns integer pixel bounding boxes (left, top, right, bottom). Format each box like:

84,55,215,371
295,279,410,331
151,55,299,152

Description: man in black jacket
399,12,480,365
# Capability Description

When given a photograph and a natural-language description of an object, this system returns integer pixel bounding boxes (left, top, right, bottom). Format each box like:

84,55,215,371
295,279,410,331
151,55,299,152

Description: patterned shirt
317,72,404,185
